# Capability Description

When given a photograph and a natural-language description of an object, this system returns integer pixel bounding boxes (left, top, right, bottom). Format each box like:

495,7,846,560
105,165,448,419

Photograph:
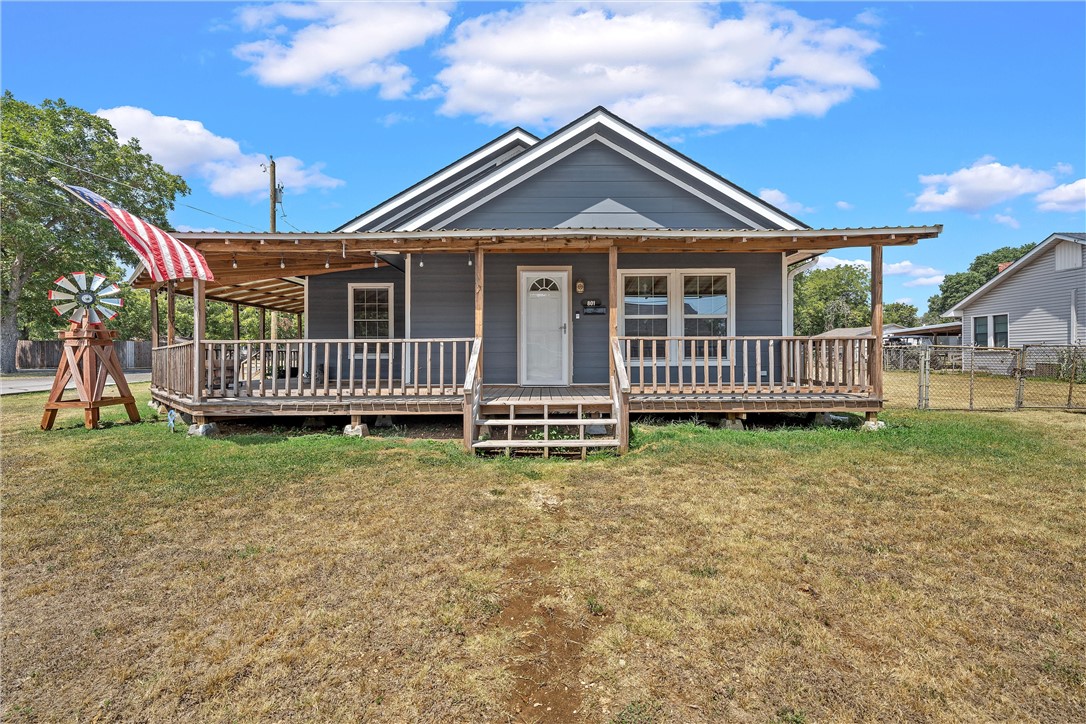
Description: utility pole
268,155,277,233
268,155,279,339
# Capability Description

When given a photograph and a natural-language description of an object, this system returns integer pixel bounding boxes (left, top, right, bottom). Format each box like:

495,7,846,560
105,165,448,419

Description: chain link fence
883,344,1086,411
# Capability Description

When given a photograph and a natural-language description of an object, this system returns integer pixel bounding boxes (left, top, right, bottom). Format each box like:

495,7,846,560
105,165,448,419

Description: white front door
519,269,570,385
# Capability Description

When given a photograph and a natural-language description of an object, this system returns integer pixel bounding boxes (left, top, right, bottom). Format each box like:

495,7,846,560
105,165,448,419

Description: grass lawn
2,385,1084,722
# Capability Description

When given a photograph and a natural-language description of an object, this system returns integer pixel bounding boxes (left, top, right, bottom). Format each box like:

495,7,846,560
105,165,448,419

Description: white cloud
758,188,811,214
903,275,945,288
1035,178,1086,213
835,200,853,210
98,106,343,197
232,2,450,97
435,3,880,128
814,256,943,284
993,213,1020,229
1055,162,1073,175
378,112,413,127
884,260,941,277
893,297,913,304
910,156,1055,213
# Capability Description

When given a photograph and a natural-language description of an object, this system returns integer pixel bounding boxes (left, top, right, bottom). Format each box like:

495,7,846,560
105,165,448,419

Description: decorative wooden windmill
40,272,141,430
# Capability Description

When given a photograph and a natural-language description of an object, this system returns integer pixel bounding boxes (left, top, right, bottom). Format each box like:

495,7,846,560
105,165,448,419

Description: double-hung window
972,314,1009,348
621,269,734,361
348,283,394,348
973,316,989,347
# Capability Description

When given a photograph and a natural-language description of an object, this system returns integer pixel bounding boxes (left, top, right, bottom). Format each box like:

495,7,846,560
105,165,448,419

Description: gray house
948,232,1086,347
141,107,941,453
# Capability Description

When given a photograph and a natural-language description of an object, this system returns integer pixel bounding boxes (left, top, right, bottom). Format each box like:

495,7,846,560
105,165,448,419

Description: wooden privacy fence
170,338,475,399
616,336,875,395
18,339,152,370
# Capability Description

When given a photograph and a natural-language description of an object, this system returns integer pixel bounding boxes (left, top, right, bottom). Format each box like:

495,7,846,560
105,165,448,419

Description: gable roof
359,107,806,233
946,232,1086,317
337,127,539,233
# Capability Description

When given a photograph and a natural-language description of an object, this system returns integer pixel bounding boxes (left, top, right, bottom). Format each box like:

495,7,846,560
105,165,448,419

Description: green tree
793,264,871,336
0,92,189,372
922,243,1036,323
883,301,919,328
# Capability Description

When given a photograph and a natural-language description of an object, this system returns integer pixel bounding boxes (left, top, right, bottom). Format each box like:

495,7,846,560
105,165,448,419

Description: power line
1,141,264,231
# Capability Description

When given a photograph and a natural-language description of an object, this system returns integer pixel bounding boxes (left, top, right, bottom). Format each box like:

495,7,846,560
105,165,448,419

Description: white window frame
348,282,395,357
618,268,736,364
972,313,1009,348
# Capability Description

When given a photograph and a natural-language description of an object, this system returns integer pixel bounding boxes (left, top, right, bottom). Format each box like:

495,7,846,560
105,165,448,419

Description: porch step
474,417,618,427
471,439,620,450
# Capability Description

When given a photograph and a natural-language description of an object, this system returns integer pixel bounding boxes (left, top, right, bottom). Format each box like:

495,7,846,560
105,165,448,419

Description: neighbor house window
620,269,734,360
993,314,1008,347
348,283,393,339
973,316,989,347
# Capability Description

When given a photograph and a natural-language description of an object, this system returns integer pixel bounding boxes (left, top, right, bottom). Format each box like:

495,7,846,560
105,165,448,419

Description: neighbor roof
946,232,1086,316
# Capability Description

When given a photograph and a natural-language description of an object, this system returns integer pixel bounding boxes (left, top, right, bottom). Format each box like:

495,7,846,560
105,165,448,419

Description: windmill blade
98,283,121,296
54,275,79,293
91,273,108,290
70,307,86,323
52,302,78,316
72,272,88,290
96,305,118,320
98,298,123,307
48,290,75,301
87,307,100,324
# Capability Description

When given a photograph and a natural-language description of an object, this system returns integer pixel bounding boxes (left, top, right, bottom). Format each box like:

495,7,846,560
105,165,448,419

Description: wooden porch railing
150,341,194,397
610,338,630,453
152,338,474,399
462,338,482,451
617,336,875,395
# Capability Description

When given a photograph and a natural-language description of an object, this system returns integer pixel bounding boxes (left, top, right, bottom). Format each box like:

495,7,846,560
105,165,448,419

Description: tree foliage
922,243,1036,323
883,301,919,328
0,92,189,371
793,264,871,336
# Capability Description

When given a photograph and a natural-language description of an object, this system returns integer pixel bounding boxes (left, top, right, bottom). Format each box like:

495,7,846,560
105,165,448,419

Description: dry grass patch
2,386,1084,721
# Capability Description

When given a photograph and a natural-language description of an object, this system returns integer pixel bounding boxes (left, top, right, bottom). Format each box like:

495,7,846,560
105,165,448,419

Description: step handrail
463,337,483,452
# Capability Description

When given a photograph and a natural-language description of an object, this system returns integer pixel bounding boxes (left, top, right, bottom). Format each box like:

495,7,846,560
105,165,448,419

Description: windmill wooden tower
40,272,141,430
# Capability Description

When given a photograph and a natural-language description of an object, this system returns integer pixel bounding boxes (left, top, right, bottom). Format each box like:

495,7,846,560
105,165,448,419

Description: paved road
0,371,151,396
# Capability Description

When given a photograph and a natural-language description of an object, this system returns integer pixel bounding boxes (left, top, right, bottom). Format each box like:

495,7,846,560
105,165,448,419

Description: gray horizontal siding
961,242,1086,346
445,141,762,231
405,250,784,385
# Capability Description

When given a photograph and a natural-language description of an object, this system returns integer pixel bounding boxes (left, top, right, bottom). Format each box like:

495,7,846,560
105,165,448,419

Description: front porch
138,226,943,454
149,333,881,453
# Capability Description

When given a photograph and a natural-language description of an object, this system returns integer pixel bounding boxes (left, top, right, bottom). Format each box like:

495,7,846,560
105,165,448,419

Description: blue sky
3,1,1084,311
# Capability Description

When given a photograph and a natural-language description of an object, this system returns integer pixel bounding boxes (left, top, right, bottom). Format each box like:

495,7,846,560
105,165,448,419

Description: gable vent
1055,240,1082,270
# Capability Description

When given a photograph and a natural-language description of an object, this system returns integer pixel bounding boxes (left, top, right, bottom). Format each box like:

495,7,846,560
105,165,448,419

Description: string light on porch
231,254,237,269
279,256,285,270
418,256,424,267
325,255,330,269
467,253,472,266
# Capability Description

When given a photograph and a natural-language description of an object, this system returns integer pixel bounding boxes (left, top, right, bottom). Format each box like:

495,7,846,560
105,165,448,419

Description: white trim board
341,129,538,233
400,110,803,232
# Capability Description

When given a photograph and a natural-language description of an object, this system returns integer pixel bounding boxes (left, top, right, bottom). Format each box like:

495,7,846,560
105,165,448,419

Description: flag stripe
61,184,214,283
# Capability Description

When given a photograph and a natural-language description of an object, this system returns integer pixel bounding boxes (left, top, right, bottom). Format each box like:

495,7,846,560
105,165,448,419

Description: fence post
1068,352,1077,410
1014,346,1027,410
917,347,927,409
968,346,976,411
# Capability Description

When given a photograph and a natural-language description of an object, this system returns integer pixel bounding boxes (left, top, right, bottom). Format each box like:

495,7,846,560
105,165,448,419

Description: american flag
59,183,214,283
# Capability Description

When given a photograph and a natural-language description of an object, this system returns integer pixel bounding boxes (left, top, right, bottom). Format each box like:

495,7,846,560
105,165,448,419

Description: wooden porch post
192,277,206,405
271,311,279,340
296,313,303,338
232,303,241,340
608,245,618,377
259,307,267,339
149,286,160,348
166,281,176,345
474,247,484,375
868,244,884,420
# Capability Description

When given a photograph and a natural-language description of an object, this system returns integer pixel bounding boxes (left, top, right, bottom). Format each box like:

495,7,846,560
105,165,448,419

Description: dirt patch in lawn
499,556,594,722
